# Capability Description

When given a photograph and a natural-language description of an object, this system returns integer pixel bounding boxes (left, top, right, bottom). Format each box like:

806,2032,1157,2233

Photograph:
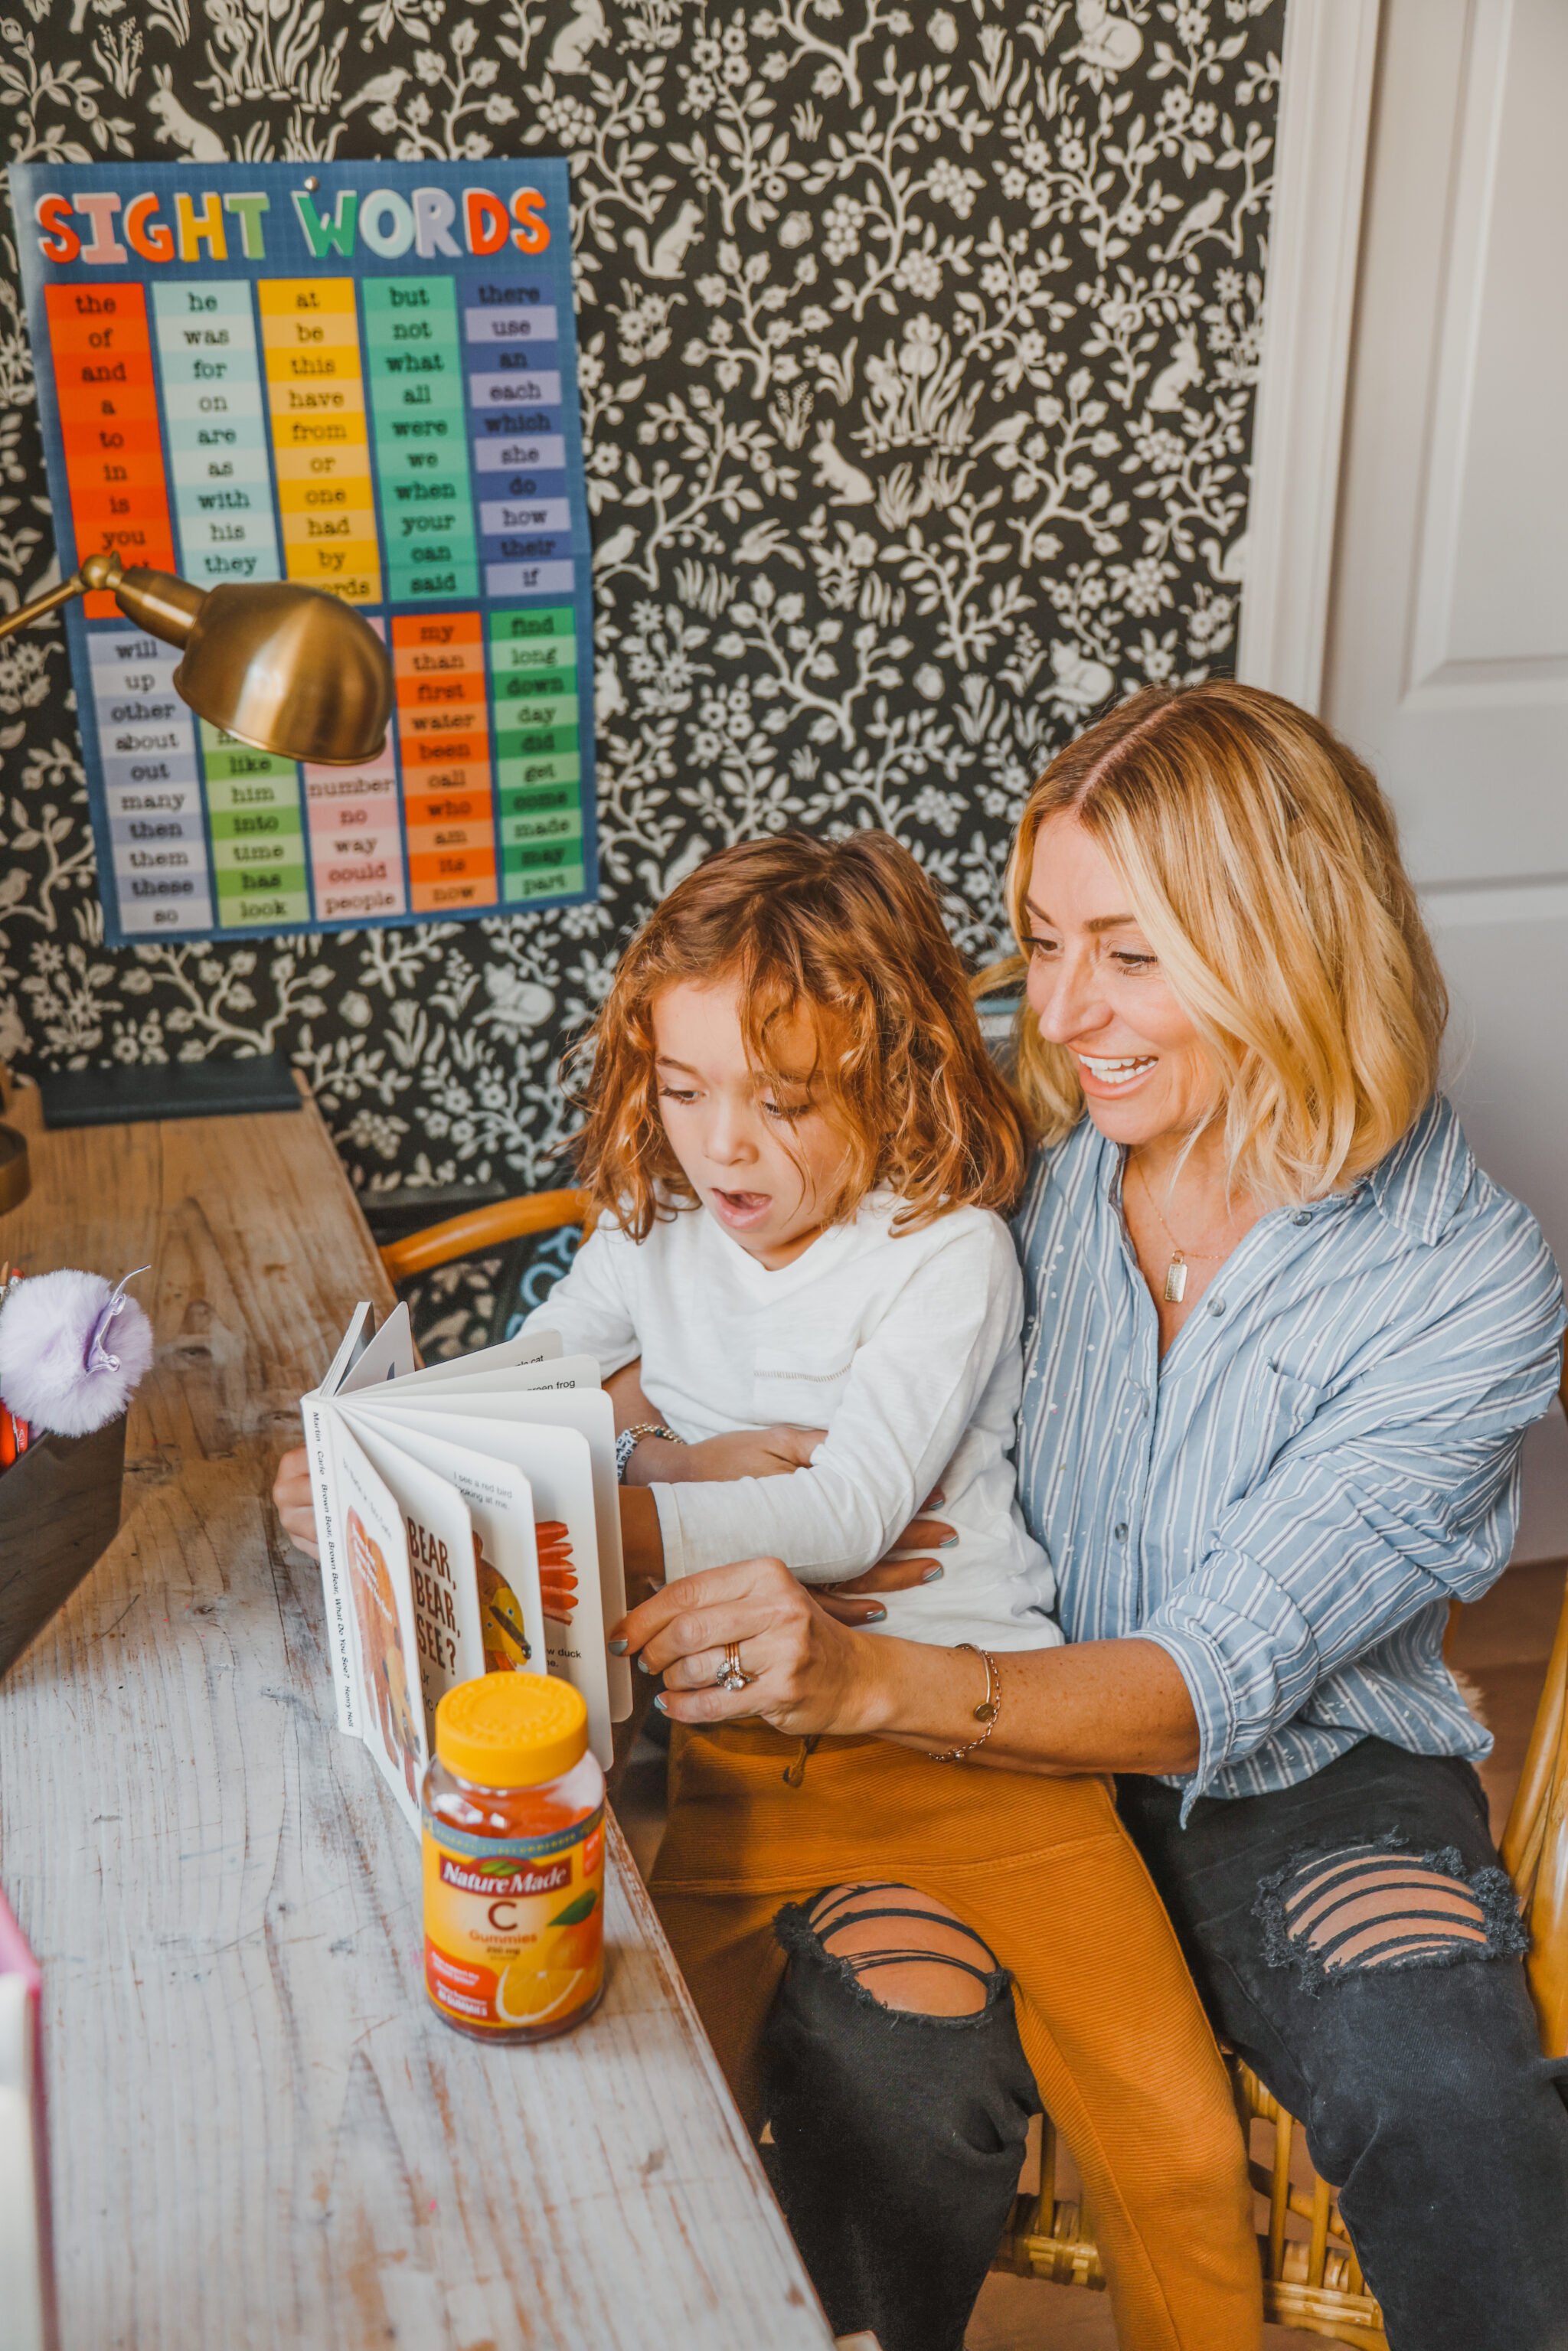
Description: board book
302,1304,629,1833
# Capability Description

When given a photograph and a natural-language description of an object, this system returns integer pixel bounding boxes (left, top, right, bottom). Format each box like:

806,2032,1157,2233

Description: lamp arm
0,570,89,645
0,553,129,647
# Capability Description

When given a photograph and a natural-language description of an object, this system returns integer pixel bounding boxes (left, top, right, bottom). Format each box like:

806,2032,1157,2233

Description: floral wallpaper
0,0,1282,1203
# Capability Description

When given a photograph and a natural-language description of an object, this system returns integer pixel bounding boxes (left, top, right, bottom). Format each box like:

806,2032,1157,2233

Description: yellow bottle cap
434,1672,589,1787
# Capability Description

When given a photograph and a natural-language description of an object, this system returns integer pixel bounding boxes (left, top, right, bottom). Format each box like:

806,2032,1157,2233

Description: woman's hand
273,1445,319,1559
813,1487,956,1623
610,1556,883,1738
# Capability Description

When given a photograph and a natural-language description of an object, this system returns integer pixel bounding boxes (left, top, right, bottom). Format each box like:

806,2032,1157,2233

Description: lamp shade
171,581,394,766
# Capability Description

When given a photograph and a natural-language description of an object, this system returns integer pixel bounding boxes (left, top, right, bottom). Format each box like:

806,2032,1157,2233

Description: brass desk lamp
0,550,397,1203
0,550,394,765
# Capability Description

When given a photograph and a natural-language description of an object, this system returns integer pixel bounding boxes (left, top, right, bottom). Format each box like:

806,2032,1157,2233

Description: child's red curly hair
570,832,1029,1240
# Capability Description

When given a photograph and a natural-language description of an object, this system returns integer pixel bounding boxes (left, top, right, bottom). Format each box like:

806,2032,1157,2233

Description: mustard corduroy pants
651,1723,1263,2351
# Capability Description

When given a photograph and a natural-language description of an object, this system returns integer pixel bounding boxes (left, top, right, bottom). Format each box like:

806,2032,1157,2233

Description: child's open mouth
711,1187,772,1229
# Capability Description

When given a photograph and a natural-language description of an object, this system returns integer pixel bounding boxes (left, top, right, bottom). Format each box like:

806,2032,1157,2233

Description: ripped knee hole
1259,1841,1527,1984
796,1881,1002,2017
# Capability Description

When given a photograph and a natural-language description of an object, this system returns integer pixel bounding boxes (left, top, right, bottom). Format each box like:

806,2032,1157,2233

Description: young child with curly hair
524,828,1063,1651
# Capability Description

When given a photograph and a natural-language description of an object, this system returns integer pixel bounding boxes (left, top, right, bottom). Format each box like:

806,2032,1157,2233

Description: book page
352,1353,599,1405
390,1326,563,1391
327,1415,426,1837
377,1383,629,1718
368,1404,616,1767
398,1382,629,1721
338,1301,416,1394
345,1412,547,1683
344,1419,485,1726
318,1301,374,1402
302,1301,373,1737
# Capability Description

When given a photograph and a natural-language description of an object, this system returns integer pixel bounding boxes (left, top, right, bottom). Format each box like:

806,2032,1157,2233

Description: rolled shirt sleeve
1140,1196,1566,1807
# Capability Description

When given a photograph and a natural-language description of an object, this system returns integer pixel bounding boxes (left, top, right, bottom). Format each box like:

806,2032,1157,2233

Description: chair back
1501,1593,1568,2053
1498,1351,1568,2056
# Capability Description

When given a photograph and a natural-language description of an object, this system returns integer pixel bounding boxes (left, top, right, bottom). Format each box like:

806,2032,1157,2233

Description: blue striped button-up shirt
1012,1095,1566,1811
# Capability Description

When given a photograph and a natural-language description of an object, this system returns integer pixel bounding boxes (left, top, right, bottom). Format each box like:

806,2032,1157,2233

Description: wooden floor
618,1558,1566,2348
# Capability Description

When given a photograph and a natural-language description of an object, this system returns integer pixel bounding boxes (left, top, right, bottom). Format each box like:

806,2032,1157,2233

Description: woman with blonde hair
616,681,1568,2351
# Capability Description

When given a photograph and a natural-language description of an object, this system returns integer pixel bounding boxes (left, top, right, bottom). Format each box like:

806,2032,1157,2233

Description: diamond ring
714,1639,751,1692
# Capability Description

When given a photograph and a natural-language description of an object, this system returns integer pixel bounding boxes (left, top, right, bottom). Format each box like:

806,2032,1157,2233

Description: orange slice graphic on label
495,1954,591,2029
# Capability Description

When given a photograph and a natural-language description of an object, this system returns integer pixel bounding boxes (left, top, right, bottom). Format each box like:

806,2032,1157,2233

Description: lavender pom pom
0,1269,154,1437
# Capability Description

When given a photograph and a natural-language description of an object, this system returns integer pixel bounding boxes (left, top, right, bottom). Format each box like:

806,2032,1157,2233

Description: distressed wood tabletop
0,1080,835,2351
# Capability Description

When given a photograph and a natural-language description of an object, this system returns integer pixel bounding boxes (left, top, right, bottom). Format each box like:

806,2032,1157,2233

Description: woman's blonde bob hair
1000,681,1448,1203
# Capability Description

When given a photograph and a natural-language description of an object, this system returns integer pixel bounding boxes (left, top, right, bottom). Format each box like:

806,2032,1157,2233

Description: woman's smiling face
1023,811,1221,1148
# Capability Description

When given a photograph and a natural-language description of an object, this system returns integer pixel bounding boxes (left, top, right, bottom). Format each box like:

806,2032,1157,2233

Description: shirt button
1292,1210,1312,1227
1114,1522,1129,1541
1207,1295,1225,1315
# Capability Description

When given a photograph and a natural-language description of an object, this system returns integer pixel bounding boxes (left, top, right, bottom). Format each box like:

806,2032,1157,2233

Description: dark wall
0,0,1284,1200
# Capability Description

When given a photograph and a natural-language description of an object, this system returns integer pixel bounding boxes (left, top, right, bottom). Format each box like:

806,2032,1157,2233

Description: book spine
302,1396,358,1738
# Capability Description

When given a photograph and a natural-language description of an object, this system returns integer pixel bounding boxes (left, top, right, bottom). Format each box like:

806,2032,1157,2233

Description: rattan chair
384,1193,1568,2349
998,1350,1568,2347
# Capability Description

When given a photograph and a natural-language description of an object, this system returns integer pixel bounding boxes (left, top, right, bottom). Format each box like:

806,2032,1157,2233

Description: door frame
1234,0,1383,712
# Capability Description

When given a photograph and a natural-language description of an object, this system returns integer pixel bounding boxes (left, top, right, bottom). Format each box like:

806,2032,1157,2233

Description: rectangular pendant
1164,1257,1187,1304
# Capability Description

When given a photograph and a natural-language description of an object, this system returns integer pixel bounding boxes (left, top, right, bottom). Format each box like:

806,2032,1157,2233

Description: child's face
652,976,850,1270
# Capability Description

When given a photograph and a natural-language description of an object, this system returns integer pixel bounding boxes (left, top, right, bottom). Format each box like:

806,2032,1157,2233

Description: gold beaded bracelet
929,1641,1001,1763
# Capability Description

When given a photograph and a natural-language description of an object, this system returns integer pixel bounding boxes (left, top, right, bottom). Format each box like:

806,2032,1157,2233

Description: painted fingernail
608,1638,628,1654
636,1654,652,1674
939,1535,959,1549
921,1564,945,1584
653,1693,669,1713
862,1604,887,1621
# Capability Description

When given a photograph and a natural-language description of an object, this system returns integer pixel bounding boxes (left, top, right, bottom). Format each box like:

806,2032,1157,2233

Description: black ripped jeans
1119,1738,1568,2351
760,1894,1038,2351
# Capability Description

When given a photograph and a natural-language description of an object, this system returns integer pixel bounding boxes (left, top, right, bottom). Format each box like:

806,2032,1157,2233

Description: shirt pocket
751,1345,856,1429
1230,1359,1327,1496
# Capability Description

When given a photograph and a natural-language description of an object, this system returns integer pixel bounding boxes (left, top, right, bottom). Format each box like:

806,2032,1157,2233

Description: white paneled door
1318,0,1568,1553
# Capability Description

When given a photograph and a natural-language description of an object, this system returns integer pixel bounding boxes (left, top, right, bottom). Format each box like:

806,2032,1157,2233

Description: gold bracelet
928,1642,1001,1763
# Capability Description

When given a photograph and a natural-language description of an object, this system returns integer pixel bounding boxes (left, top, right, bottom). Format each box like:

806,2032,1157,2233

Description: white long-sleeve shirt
521,1195,1062,1651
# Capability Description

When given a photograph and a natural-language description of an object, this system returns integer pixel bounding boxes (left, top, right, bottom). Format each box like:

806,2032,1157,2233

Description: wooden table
0,1082,837,2351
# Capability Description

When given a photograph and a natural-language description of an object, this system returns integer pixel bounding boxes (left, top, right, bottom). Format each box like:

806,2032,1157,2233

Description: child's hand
273,1446,319,1559
626,1424,826,1486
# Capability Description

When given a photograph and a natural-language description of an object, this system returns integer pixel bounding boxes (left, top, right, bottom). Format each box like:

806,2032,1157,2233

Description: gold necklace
1130,1155,1236,1304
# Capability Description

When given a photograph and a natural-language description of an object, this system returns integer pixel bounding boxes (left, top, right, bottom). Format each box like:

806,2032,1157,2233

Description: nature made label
423,1804,604,2035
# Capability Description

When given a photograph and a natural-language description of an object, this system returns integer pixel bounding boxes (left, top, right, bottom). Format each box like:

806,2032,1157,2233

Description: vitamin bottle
422,1672,606,2042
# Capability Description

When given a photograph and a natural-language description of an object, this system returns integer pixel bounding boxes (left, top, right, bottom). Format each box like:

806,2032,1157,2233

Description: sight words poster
8,160,597,945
